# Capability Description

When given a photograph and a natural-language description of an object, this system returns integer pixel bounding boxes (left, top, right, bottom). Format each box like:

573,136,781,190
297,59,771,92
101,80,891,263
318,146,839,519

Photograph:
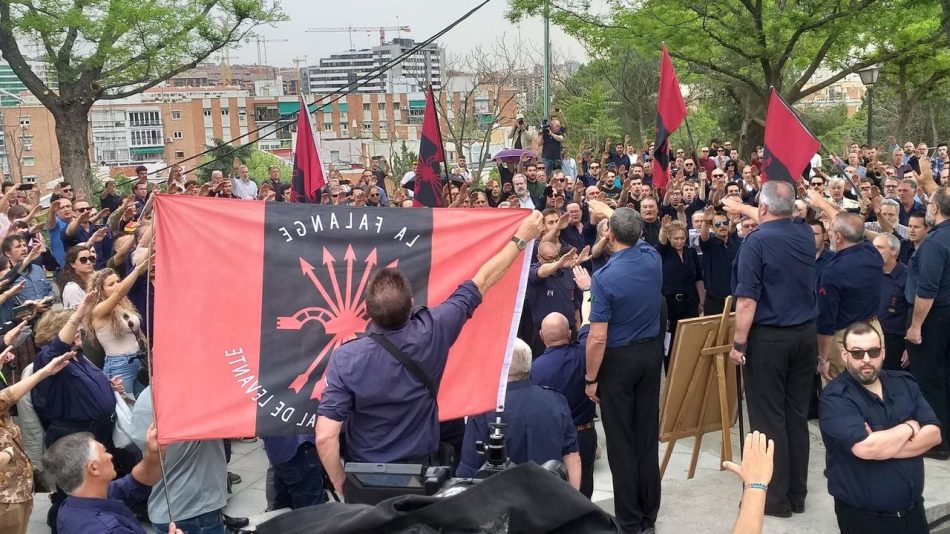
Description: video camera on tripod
343,416,567,505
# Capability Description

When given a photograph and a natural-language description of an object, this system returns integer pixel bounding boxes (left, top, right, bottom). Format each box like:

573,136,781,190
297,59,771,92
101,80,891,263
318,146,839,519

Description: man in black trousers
584,201,664,534
729,180,818,517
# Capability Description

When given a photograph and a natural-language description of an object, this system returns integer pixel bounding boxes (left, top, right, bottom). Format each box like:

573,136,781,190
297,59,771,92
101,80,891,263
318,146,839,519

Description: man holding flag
652,44,687,195
315,211,544,500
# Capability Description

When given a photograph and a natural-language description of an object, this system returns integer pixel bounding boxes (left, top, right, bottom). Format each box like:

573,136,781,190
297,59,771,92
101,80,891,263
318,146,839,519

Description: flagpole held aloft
652,43,688,193
429,84,454,204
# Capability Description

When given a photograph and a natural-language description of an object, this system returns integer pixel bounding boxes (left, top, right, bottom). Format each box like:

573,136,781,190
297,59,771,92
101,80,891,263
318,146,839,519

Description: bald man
531,313,597,498
526,243,583,357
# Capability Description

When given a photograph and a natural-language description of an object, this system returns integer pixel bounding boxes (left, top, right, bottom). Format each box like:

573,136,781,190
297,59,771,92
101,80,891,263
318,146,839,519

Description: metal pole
543,0,550,120
866,85,874,147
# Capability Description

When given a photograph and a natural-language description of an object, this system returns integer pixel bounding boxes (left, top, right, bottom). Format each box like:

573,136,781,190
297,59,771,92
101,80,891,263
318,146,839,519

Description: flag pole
683,116,698,161
429,84,454,204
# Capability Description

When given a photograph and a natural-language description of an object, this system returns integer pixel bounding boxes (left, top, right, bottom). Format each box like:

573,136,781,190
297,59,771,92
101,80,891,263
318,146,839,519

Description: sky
227,0,588,68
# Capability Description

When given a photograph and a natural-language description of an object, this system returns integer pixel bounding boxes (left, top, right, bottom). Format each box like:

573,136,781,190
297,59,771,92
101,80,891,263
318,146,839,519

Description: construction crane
245,33,289,67
306,26,411,50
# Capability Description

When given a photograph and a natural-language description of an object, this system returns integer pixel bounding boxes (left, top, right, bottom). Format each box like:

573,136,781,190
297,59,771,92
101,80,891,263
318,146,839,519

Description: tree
195,139,254,183
509,0,945,153
435,38,532,183
389,141,418,181
245,150,290,182
0,0,283,191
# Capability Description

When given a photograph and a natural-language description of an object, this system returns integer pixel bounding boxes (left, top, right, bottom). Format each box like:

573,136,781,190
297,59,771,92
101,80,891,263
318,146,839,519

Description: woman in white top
58,246,96,309
84,257,150,397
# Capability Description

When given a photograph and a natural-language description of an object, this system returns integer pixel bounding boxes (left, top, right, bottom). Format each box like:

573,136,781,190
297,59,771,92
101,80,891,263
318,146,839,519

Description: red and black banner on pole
290,95,326,202
151,196,532,443
760,87,821,183
411,86,447,207
652,44,687,193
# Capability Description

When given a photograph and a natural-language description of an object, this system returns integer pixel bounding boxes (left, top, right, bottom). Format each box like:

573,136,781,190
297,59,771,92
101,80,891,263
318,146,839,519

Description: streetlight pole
542,0,550,121
858,65,880,147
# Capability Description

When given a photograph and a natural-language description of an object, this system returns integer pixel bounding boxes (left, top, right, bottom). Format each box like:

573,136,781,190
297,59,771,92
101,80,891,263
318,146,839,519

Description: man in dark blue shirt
316,212,544,497
531,314,596,498
730,181,817,517
820,321,941,534
812,220,835,282
262,434,326,510
44,424,177,534
524,242,582,356
584,201,663,533
699,206,740,315
817,213,883,381
872,234,911,371
458,338,580,487
906,186,950,459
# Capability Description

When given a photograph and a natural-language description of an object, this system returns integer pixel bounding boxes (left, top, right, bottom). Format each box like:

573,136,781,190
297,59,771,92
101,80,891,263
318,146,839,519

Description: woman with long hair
58,246,96,309
658,216,705,371
84,257,151,397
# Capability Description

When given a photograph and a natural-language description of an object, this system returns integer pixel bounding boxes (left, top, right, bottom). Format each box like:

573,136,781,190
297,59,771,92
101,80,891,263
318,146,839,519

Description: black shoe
223,515,250,529
924,447,950,460
228,472,243,485
763,506,792,518
791,503,805,514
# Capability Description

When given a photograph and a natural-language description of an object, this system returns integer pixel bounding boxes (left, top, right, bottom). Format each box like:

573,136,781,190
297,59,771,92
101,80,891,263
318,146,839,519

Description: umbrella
492,149,535,161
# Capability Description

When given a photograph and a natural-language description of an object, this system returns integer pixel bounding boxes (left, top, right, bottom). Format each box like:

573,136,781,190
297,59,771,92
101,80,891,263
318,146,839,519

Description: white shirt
231,177,259,200
517,194,536,209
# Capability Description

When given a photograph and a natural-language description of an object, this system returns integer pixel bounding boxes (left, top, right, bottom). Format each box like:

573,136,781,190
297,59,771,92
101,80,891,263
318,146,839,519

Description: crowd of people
0,119,944,534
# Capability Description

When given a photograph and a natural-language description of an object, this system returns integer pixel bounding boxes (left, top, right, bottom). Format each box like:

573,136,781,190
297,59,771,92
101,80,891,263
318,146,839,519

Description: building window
171,111,182,120
363,103,371,112
21,175,36,184
408,107,425,125
128,111,160,126
173,131,183,139
22,157,34,167
362,120,372,132
18,117,29,128
324,123,333,131
19,135,32,151
203,108,212,117
221,108,229,116
174,150,185,158
378,102,386,111
392,102,400,110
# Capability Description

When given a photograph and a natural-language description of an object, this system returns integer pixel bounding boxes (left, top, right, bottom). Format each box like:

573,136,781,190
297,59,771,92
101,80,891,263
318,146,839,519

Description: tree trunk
53,102,94,192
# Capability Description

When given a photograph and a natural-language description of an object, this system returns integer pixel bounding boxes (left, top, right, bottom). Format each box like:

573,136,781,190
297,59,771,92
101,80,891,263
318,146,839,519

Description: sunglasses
713,221,728,228
331,193,341,197
76,207,91,213
369,193,380,198
590,165,600,169
77,256,96,265
712,173,725,177
845,347,882,359
810,182,824,187
61,188,73,193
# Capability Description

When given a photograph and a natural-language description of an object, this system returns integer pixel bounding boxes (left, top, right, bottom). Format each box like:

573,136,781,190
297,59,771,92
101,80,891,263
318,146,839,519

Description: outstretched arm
472,211,543,296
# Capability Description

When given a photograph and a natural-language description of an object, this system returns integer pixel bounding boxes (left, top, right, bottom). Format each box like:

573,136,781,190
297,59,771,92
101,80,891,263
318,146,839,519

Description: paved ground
25,418,950,533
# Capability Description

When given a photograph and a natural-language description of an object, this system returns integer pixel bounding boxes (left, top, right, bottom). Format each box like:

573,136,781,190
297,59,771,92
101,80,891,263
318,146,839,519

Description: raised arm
91,256,150,320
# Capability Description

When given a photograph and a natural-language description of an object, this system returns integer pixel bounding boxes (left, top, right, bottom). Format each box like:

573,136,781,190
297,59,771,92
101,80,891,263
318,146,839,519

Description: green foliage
196,139,255,183
245,150,291,182
389,141,418,181
557,81,622,150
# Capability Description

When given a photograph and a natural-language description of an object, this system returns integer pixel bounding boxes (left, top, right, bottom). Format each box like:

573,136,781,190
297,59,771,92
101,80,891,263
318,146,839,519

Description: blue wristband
744,482,768,492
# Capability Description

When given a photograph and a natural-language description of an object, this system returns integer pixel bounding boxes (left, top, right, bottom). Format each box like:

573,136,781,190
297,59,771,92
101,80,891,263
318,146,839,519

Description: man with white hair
865,199,909,240
828,177,860,211
512,174,540,210
872,233,911,371
456,338,581,489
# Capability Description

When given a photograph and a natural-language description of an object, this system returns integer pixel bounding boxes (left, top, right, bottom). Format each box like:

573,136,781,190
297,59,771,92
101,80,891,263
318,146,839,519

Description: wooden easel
659,296,736,480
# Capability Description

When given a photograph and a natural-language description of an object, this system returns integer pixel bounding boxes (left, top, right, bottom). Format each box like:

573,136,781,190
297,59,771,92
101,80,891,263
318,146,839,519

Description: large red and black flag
151,196,532,443
408,86,446,207
652,44,687,193
290,96,326,202
761,87,820,183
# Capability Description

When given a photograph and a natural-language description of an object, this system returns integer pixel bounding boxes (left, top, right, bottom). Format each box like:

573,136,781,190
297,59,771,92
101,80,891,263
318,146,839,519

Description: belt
673,293,687,302
576,422,594,432
836,498,919,518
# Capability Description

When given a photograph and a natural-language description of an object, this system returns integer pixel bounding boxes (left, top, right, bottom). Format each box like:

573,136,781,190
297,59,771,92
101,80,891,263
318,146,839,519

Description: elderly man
531,312,597,498
865,199,909,240
639,197,662,247
316,212,544,499
828,178,861,212
817,213,884,382
820,321,941,534
873,234,911,371
585,203,664,533
731,181,817,517
906,187,950,459
43,425,183,534
513,174,541,210
231,165,259,200
525,242,582,356
457,338,581,487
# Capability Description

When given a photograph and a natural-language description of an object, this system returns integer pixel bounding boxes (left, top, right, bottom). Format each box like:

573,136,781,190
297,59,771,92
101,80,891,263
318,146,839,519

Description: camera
540,119,550,135
343,416,566,505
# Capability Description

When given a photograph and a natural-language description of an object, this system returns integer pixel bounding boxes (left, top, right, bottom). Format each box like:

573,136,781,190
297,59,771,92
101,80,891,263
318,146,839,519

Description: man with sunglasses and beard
819,321,941,534
699,206,739,315
63,200,112,270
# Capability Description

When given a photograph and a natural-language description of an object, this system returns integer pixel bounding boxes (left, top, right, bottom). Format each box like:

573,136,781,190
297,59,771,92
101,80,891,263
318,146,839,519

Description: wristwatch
510,236,527,251
732,341,747,353
585,376,598,385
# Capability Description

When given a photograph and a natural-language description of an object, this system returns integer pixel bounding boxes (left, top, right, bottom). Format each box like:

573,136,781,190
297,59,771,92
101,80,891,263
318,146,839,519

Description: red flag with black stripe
761,88,820,183
290,96,326,202
151,196,532,443
410,86,445,207
652,44,687,193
